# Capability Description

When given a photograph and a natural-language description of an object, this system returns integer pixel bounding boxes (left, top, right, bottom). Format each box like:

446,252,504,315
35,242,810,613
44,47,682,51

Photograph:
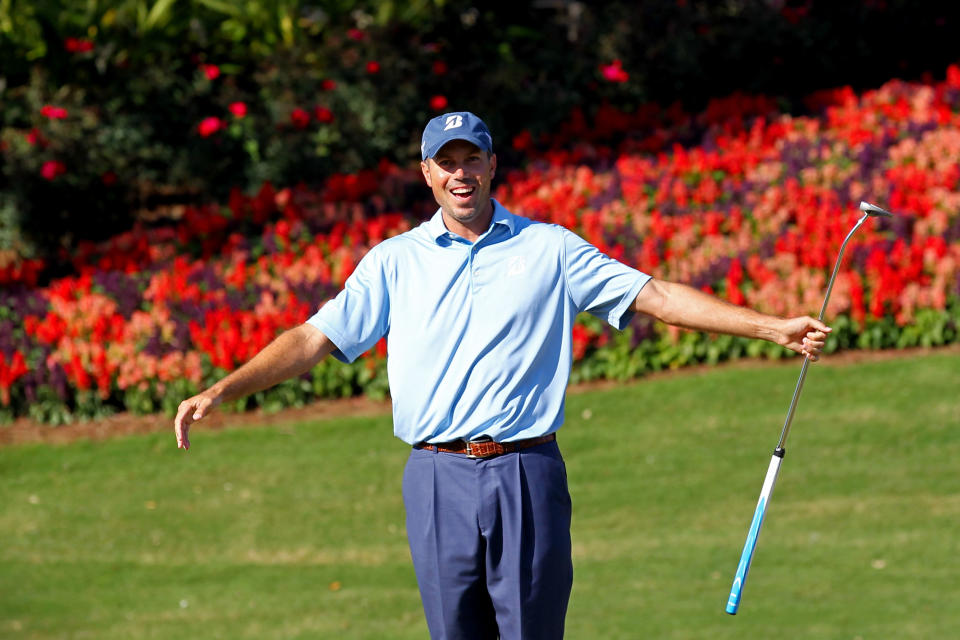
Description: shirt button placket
470,245,479,293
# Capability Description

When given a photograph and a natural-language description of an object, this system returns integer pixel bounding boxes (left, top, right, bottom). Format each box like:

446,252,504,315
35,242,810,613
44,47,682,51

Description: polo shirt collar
426,199,516,243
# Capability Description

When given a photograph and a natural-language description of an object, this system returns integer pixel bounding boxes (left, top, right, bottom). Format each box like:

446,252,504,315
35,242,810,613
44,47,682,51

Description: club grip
725,451,784,615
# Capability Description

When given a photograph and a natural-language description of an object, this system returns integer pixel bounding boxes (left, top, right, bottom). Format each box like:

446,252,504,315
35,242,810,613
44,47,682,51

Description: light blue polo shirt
307,199,651,445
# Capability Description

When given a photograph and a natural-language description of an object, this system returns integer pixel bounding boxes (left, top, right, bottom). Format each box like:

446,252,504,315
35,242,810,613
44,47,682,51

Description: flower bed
2,71,959,424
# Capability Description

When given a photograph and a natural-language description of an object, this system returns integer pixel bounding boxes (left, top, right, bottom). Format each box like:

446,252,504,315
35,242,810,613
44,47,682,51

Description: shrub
4,1,960,272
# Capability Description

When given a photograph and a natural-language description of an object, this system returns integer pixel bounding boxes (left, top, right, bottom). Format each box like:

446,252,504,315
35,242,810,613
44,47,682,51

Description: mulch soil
2,345,956,447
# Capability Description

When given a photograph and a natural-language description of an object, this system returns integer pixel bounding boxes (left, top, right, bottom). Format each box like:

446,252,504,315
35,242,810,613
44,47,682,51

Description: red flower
314,106,335,123
25,128,47,147
67,355,91,391
197,116,224,137
947,64,960,89
229,101,248,118
599,60,629,83
200,64,221,80
432,60,448,75
366,61,380,74
726,260,745,306
25,311,66,343
781,6,809,24
290,108,311,129
321,78,337,91
41,161,66,180
429,95,448,111
101,171,118,186
40,105,69,120
512,130,533,151
0,351,29,406
64,37,94,53
571,324,593,360
347,28,366,41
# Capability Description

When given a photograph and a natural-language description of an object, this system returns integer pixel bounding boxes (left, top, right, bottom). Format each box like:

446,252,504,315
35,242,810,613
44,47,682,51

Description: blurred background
2,2,960,639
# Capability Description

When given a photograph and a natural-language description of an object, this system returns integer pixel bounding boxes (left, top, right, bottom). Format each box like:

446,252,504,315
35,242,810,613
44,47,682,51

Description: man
174,111,830,639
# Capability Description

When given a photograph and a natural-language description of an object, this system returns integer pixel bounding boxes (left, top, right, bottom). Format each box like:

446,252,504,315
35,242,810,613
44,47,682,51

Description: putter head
859,201,894,217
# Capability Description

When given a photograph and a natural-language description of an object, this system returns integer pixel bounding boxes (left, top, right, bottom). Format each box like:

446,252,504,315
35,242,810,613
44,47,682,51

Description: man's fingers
173,394,221,449
809,318,832,333
174,416,191,450
191,397,208,421
780,317,832,361
174,398,201,450
178,425,190,450
801,335,825,362
802,321,831,363
802,333,825,345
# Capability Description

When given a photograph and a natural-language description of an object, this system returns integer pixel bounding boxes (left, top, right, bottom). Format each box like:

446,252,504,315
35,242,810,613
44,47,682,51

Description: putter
724,201,893,615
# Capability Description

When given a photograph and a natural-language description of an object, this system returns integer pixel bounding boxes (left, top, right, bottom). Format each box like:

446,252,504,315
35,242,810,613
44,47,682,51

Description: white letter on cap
444,115,463,130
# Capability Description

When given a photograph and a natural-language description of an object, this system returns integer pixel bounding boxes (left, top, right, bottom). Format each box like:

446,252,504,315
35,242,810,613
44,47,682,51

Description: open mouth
450,186,476,202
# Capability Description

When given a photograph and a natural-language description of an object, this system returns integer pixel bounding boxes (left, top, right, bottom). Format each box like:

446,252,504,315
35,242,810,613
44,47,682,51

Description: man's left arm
633,279,831,360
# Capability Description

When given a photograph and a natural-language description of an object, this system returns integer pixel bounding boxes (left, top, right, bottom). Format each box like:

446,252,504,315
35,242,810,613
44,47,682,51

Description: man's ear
420,160,433,187
489,153,497,180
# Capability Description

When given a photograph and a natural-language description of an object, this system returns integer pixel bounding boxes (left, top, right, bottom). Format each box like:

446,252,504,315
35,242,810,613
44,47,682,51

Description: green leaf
143,0,177,31
194,0,241,16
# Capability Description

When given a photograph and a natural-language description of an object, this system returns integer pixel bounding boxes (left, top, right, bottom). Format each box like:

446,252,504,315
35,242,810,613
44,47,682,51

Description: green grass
2,352,958,639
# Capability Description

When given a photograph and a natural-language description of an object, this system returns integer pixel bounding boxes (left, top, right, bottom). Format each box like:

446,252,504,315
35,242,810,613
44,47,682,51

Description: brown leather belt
414,433,555,459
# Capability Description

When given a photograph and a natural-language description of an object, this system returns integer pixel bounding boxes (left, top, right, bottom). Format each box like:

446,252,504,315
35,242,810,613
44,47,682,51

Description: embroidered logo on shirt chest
506,256,527,277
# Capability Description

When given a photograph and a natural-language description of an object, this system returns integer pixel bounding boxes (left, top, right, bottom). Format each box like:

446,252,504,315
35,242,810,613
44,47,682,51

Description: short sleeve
306,247,390,363
561,228,651,330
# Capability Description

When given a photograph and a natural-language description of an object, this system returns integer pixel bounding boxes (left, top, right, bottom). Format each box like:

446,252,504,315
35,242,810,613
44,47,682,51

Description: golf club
724,200,893,615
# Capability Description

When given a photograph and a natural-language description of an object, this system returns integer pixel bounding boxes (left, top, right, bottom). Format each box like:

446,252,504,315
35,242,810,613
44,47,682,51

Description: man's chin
448,206,478,221
445,201,486,222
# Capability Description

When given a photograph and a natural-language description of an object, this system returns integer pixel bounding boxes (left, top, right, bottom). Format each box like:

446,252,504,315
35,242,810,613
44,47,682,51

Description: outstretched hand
778,317,831,361
174,391,222,450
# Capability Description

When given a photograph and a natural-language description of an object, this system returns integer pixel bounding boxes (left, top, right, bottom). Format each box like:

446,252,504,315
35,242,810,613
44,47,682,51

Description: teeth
452,187,474,195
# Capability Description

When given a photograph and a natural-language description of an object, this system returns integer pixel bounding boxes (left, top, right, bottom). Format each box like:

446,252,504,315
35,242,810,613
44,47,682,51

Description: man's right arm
174,323,337,450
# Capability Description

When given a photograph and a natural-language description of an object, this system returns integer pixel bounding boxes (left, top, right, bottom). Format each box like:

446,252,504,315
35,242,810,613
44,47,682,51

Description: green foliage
1,69,144,258
72,389,116,420
124,385,158,415
5,1,960,265
160,379,200,415
896,307,959,348
25,385,73,425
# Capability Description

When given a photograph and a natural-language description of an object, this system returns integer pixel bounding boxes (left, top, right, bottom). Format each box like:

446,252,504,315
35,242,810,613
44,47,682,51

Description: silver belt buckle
464,436,491,459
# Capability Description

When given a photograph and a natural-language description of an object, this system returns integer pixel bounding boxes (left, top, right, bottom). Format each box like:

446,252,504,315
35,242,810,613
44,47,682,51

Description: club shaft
775,213,867,450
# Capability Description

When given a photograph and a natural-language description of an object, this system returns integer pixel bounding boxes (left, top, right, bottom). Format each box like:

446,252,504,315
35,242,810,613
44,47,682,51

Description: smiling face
421,139,497,239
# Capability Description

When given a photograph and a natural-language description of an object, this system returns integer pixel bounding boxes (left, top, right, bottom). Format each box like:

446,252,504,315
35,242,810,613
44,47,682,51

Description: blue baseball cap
420,111,494,161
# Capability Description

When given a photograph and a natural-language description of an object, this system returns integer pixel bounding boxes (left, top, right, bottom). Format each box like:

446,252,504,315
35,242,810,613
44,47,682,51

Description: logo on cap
421,111,493,161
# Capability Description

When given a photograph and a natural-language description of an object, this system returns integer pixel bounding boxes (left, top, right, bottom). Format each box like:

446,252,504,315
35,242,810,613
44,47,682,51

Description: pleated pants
402,439,574,640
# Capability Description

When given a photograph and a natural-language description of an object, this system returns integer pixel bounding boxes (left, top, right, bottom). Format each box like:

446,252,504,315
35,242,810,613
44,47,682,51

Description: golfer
174,111,829,639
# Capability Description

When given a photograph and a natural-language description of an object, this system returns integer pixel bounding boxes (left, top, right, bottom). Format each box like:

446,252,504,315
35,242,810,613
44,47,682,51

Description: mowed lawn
1,351,958,639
